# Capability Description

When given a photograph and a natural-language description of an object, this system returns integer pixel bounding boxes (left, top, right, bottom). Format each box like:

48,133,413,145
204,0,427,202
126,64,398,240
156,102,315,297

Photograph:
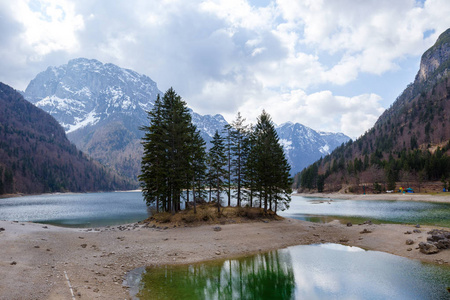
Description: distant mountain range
297,28,450,193
0,82,133,195
276,122,349,174
23,58,349,181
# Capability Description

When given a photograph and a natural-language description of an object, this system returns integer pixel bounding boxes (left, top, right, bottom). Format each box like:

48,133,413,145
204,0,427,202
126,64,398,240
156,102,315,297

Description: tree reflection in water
137,250,295,300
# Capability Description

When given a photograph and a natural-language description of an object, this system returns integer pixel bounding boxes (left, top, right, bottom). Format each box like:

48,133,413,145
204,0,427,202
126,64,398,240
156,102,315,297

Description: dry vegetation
143,203,283,227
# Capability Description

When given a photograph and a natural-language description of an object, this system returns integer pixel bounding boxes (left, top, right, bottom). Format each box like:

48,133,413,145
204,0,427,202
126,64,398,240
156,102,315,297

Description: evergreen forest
139,88,292,214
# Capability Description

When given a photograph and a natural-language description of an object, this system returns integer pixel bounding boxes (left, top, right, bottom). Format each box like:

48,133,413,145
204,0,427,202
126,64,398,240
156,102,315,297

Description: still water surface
279,196,450,227
0,191,148,227
124,243,450,300
0,192,449,227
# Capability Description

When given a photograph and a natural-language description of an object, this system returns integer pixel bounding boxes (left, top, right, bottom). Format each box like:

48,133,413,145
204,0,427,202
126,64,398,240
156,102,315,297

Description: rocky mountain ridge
276,122,349,174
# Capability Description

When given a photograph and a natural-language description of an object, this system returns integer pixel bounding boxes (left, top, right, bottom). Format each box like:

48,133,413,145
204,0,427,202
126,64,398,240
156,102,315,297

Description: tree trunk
216,175,221,213
264,191,267,213
193,175,197,214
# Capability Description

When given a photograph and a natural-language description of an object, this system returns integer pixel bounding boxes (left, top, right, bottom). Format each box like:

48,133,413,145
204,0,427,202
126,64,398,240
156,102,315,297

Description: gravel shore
0,215,448,299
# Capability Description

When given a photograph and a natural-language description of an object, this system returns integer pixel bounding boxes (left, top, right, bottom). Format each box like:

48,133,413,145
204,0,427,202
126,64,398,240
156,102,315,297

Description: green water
125,244,450,300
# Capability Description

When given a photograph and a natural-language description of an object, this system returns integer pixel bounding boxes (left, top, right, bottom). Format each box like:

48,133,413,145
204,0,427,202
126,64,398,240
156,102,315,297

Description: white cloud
1,0,450,138
237,89,385,139
11,0,84,58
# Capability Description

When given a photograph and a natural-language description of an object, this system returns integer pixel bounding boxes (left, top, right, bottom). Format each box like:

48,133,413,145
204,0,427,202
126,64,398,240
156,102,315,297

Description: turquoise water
124,243,450,300
280,196,450,227
1,193,449,227
0,191,148,227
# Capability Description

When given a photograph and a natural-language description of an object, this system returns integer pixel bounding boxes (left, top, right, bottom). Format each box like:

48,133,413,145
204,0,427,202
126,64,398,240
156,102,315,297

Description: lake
0,192,449,227
124,243,450,300
1,192,449,298
0,191,148,227
279,196,450,227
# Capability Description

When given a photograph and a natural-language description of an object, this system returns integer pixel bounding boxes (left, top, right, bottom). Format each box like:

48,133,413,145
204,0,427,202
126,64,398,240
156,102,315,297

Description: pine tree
139,94,168,212
243,128,258,207
190,129,207,214
139,88,204,213
251,111,292,212
223,125,232,206
228,112,249,207
208,130,227,213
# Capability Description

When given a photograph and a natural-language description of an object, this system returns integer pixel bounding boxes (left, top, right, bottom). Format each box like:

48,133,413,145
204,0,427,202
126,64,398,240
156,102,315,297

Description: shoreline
0,218,448,299
295,192,450,203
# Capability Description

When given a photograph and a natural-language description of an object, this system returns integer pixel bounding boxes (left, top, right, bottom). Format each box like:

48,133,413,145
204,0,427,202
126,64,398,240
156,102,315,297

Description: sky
1,0,450,139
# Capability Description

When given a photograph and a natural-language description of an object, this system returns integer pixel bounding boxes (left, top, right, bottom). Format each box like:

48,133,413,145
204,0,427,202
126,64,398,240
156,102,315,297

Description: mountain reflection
137,250,295,300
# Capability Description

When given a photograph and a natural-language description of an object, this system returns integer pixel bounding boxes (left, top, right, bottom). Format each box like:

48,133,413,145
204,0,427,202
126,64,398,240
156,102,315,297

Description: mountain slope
0,82,133,194
296,28,450,193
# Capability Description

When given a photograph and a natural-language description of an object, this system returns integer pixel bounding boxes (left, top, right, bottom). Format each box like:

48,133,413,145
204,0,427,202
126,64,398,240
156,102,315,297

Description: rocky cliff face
417,29,450,83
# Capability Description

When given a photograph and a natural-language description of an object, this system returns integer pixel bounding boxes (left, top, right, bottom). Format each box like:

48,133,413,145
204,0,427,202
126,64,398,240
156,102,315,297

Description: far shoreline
294,192,450,203
0,189,142,199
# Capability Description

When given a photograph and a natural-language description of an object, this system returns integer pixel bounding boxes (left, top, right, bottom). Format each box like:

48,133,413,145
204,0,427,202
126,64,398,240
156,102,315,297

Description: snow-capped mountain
25,58,158,136
276,122,350,175
23,57,349,181
190,111,228,144
24,58,227,182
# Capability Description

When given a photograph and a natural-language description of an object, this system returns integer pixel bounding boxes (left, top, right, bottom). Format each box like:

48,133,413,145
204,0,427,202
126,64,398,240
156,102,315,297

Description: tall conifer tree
208,130,227,213
251,111,292,212
228,112,249,207
140,88,204,213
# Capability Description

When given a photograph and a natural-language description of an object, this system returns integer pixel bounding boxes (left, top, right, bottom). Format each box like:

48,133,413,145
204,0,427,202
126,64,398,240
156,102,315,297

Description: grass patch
143,203,283,227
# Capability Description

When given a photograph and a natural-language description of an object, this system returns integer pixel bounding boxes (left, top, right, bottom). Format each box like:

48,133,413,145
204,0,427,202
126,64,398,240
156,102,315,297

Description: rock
436,239,450,249
10,261,17,265
360,229,372,234
406,239,414,245
404,231,412,234
413,229,421,233
346,222,352,227
363,220,372,225
419,242,440,254
424,229,450,250
93,288,99,293
81,244,87,248
407,248,412,251
339,238,349,243
215,251,221,255
34,245,40,248
415,224,421,228
213,226,222,232
0,227,5,231
42,226,48,229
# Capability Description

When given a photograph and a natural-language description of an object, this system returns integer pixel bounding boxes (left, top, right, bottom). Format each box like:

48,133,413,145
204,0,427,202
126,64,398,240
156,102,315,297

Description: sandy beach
0,212,449,300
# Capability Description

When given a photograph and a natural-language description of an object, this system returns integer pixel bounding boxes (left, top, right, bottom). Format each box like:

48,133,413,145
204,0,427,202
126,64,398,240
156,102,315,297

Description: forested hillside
0,82,133,195
295,28,450,193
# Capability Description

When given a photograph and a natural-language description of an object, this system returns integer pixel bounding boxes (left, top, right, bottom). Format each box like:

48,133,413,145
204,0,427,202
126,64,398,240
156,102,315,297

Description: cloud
1,0,450,138
237,89,385,139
